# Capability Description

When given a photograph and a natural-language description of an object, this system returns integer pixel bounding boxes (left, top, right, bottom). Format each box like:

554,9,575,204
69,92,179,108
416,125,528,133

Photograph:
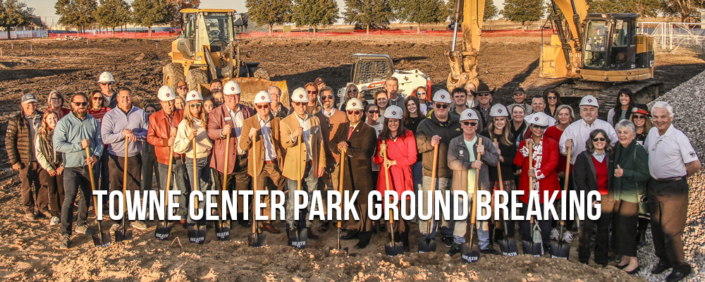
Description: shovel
381,142,403,257
521,144,542,257
188,138,206,244
551,146,572,259
461,149,482,263
87,148,111,247
494,139,519,256
329,147,348,254
290,137,308,249
418,144,439,253
215,135,231,241
248,136,266,247
115,136,133,242
155,144,175,240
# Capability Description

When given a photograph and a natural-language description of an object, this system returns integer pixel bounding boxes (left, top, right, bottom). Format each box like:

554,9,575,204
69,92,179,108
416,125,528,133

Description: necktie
347,126,354,140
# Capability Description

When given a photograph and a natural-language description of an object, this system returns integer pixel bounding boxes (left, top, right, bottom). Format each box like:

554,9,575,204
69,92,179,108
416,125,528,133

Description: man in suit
208,80,255,227
280,87,326,241
330,98,378,249
240,91,285,234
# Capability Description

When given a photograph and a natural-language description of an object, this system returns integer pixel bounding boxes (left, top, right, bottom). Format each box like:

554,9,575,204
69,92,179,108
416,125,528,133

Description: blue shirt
53,112,104,168
101,106,148,157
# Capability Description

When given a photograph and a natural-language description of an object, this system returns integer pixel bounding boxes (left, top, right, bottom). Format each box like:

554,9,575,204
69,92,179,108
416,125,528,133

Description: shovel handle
223,134,230,192
337,147,346,229
122,136,129,210
470,150,482,225
165,146,174,207
193,137,198,210
252,134,257,235
493,138,505,192
85,148,99,218
560,146,571,226
427,144,439,235
527,142,534,192
297,136,302,192
382,140,393,225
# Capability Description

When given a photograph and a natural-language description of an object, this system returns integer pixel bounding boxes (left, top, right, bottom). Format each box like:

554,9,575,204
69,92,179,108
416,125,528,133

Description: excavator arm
542,0,589,79
446,0,485,91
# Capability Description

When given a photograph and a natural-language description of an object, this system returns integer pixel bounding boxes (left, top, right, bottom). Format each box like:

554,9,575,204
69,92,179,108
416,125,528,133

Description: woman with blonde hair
35,111,63,225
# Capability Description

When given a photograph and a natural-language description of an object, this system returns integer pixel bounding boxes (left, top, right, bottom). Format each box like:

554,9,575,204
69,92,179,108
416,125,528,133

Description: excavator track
553,79,664,119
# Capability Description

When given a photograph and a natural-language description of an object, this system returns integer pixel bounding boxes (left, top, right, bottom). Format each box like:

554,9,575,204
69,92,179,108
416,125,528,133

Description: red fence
242,29,546,38
47,31,180,39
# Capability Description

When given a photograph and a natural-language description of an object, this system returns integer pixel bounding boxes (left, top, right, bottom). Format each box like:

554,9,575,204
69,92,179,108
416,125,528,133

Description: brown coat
207,104,254,174
6,111,43,166
239,114,284,177
280,113,326,180
315,109,348,163
330,122,377,205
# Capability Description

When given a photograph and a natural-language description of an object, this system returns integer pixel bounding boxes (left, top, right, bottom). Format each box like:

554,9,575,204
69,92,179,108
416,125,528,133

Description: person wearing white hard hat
208,80,255,227
174,90,213,225
148,85,190,223
415,89,463,246
373,105,417,252
559,95,618,165
524,96,556,127
513,112,560,254
480,104,519,244
239,91,285,234
288,82,322,116
447,109,500,256
280,87,326,241
97,71,118,109
330,98,377,249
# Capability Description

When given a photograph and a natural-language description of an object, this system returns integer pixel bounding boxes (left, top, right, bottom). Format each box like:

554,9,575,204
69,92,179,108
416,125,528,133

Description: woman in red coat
514,112,560,253
374,106,417,252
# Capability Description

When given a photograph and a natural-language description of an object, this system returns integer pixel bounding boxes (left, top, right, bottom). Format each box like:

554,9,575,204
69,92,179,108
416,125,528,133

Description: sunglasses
73,102,88,106
100,83,114,86
593,137,606,142
348,89,358,93
532,125,547,130
368,110,379,114
435,104,448,109
476,93,491,97
293,102,307,106
548,96,558,100
307,91,317,95
632,115,646,120
256,104,269,109
417,92,427,95
347,110,361,115
462,122,478,127
93,96,102,100
322,95,334,100
189,103,202,108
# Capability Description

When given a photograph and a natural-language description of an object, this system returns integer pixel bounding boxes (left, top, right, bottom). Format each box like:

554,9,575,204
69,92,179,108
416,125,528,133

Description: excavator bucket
196,79,289,108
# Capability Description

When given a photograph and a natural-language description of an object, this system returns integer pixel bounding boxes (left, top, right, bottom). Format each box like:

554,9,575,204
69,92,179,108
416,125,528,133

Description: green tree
132,0,174,36
167,0,200,27
0,0,35,39
246,0,292,35
292,0,338,35
501,0,544,29
485,0,499,20
55,0,97,33
393,0,448,33
659,0,698,21
587,0,660,17
344,0,394,34
96,0,130,35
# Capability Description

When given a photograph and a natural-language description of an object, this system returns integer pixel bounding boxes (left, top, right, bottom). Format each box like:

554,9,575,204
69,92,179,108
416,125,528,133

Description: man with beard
210,79,223,94
53,93,104,249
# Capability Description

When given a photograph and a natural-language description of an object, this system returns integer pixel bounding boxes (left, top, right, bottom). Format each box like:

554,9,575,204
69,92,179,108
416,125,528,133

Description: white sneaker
50,216,60,226
563,231,574,243
550,228,560,241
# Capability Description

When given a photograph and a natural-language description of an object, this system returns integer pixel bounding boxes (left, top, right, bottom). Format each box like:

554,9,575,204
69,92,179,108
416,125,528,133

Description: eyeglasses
73,102,88,106
417,92,426,95
435,104,448,109
307,91,317,95
592,137,606,142
368,110,379,114
322,95,334,100
293,102,306,107
476,93,491,97
633,115,646,120
93,96,102,100
548,96,558,100
347,110,361,115
189,103,202,108
256,104,269,109
531,125,547,130
348,89,358,93
462,122,478,127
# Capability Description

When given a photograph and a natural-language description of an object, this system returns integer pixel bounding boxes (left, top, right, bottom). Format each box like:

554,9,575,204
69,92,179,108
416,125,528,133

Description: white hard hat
384,105,403,120
432,89,452,104
157,86,175,101
254,91,271,104
460,109,479,121
223,81,241,95
346,98,363,111
579,95,599,108
490,104,509,117
98,72,115,83
529,112,550,127
291,87,309,103
185,90,203,103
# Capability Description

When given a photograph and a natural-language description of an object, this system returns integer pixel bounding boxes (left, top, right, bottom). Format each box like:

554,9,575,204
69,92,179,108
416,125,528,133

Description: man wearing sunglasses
472,82,495,132
280,87,327,241
239,91,285,234
53,93,104,249
176,81,189,99
524,97,556,127
330,98,377,249
559,95,617,166
97,71,118,109
101,87,149,231
416,89,463,247
208,81,255,227
289,82,322,116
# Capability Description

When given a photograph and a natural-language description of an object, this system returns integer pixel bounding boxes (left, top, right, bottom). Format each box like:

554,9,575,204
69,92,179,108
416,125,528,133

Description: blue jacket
53,112,104,168
101,106,148,157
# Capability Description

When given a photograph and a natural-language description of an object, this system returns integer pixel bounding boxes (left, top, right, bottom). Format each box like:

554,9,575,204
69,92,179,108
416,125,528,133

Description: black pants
141,144,160,194
579,195,614,264
213,155,251,214
519,202,552,249
40,170,64,217
648,178,690,272
61,166,94,235
613,200,638,257
109,154,142,223
19,162,45,214
96,151,111,204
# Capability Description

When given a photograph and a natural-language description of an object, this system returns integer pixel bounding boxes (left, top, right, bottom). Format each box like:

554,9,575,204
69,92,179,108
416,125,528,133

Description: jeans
419,176,450,239
185,157,211,223
157,160,190,218
452,191,491,249
285,164,318,229
61,166,94,235
519,202,553,251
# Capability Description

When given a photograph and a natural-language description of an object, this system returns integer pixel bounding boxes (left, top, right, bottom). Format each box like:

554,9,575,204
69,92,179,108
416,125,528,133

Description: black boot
494,228,505,243
401,231,410,252
637,228,647,247
355,231,372,249
341,230,359,240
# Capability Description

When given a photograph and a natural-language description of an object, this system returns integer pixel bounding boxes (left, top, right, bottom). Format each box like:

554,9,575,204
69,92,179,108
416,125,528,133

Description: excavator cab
582,14,638,71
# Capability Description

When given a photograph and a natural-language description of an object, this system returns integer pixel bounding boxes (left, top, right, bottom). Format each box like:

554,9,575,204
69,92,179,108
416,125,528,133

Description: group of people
7,73,700,282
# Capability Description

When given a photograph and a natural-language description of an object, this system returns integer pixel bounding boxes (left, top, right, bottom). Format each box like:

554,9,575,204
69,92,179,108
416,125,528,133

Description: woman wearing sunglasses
174,91,213,225
543,89,562,117
46,90,71,120
573,129,614,266
340,84,361,111
607,88,636,126
413,86,433,116
630,104,652,146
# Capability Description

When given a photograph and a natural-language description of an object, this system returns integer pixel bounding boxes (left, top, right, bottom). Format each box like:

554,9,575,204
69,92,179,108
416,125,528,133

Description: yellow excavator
162,9,288,106
447,0,662,115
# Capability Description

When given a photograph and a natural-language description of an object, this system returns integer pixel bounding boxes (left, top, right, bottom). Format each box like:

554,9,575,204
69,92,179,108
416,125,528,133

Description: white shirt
559,119,618,164
258,115,276,161
225,104,246,155
524,113,557,127
643,125,699,179
322,108,336,118
294,113,313,162
420,103,429,116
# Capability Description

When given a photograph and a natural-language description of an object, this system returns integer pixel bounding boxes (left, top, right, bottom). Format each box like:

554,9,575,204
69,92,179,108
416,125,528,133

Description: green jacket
612,140,650,203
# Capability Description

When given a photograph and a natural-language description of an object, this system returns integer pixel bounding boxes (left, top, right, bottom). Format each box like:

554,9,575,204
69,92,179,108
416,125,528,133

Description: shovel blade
92,232,112,247
460,242,481,263
114,230,132,242
215,220,231,241
248,233,267,247
498,238,519,257
290,228,308,249
385,242,404,257
550,242,570,259
188,223,206,244
417,236,437,253
155,221,173,240
522,240,543,257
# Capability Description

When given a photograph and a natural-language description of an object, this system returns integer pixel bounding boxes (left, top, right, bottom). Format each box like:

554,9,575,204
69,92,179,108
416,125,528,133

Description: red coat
208,104,254,174
513,137,560,203
373,130,417,199
147,109,184,165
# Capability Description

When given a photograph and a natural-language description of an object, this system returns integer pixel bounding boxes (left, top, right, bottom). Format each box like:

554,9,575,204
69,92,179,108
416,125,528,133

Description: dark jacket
331,122,377,205
480,130,517,182
612,140,650,203
271,105,289,119
415,113,462,178
6,110,43,166
574,150,614,202
103,91,118,109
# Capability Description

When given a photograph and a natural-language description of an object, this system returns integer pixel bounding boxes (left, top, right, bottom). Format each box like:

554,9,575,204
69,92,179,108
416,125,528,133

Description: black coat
330,122,377,205
574,150,614,203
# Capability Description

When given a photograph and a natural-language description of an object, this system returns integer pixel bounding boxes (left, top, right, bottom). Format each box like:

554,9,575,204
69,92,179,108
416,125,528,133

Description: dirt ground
0,35,703,281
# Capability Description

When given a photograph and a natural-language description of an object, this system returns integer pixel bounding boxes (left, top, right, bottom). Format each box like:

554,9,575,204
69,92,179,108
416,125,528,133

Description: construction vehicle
337,54,431,108
447,0,662,116
162,9,288,106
